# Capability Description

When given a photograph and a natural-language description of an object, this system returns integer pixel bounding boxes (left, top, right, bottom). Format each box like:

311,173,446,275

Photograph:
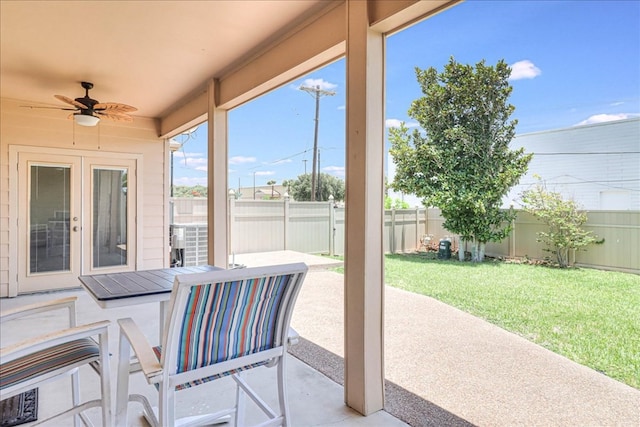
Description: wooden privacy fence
417,208,639,274
171,198,639,274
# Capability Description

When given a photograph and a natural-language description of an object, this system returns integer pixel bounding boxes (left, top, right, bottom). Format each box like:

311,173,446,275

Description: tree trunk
458,238,465,261
557,247,569,268
478,242,485,262
471,240,485,262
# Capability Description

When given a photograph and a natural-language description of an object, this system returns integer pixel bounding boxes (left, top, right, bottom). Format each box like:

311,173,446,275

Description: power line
244,149,312,171
517,175,640,192
520,178,639,185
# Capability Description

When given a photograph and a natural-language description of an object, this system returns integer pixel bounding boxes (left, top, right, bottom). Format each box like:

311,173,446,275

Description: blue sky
172,0,639,188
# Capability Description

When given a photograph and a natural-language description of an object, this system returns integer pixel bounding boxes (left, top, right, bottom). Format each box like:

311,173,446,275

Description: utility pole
299,84,335,201
302,159,307,175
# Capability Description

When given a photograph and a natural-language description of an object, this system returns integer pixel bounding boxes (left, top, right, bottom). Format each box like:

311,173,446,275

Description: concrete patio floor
1,250,639,426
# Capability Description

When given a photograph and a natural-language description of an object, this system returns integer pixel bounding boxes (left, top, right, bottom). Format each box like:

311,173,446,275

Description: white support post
344,0,385,415
207,78,229,268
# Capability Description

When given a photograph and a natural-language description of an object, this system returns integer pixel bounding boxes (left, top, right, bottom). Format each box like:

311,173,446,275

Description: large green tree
172,184,207,198
286,173,345,202
389,57,532,261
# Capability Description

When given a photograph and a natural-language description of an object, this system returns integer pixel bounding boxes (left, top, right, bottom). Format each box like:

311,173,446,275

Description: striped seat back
173,272,296,374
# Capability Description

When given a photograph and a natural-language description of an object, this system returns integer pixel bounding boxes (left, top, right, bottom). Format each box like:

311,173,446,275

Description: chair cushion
152,346,268,390
0,338,99,390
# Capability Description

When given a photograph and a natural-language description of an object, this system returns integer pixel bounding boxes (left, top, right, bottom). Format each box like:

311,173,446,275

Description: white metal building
507,117,640,210
387,117,640,211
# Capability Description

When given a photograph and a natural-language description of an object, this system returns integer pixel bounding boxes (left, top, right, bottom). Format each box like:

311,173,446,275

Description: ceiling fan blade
94,102,137,113
97,111,134,122
54,94,86,110
21,105,75,111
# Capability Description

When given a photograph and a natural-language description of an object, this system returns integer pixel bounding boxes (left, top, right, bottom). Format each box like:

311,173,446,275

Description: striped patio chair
116,262,308,427
0,296,111,426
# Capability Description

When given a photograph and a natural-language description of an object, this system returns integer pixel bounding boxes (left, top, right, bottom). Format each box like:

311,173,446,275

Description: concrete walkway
236,251,640,427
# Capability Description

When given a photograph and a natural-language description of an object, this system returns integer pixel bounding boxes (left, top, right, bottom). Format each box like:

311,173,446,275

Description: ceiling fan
26,81,137,126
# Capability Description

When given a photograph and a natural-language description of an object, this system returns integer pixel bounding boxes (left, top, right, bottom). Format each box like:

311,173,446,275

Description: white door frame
83,157,137,275
9,145,143,296
16,153,83,293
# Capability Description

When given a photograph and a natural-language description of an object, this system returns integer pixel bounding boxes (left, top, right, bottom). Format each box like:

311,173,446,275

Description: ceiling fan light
74,113,100,127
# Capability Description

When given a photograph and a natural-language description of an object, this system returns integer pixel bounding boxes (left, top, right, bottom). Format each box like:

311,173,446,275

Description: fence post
425,207,429,237
329,195,335,256
228,192,236,262
284,194,290,250
510,216,516,258
415,207,420,251
391,208,396,254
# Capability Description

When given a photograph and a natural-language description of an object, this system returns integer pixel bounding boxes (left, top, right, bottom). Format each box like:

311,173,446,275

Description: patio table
79,265,221,340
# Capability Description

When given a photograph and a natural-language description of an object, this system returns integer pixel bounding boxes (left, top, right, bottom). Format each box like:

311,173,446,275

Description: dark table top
79,265,220,302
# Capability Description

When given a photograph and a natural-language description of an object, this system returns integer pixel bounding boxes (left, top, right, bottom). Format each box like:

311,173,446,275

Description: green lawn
343,253,640,389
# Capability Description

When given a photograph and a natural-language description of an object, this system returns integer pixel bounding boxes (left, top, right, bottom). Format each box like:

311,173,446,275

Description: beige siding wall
0,98,168,296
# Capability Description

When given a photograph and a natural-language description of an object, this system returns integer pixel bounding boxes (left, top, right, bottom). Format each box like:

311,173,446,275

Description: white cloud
298,78,338,91
575,113,637,126
385,118,419,128
185,157,207,165
229,156,257,165
254,170,275,176
323,165,345,177
175,155,207,170
337,105,345,110
174,176,207,186
610,101,624,106
509,60,542,80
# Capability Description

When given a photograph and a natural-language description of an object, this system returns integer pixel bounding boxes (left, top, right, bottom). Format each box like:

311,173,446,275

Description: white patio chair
0,296,111,426
116,262,308,427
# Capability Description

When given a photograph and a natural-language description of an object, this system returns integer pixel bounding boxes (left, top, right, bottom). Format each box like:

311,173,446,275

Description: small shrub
520,176,603,268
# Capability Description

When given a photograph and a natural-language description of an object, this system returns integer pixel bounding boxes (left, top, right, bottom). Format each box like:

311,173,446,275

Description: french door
17,152,136,293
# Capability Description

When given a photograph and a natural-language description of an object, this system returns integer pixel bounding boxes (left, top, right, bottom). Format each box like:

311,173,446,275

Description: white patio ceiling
0,1,454,134
0,1,334,120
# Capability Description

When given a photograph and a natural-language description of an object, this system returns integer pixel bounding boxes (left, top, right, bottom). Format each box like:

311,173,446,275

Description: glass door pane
29,165,70,273
92,168,128,268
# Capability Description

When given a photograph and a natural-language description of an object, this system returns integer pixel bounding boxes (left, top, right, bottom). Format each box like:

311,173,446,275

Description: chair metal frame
116,262,308,427
0,296,111,426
